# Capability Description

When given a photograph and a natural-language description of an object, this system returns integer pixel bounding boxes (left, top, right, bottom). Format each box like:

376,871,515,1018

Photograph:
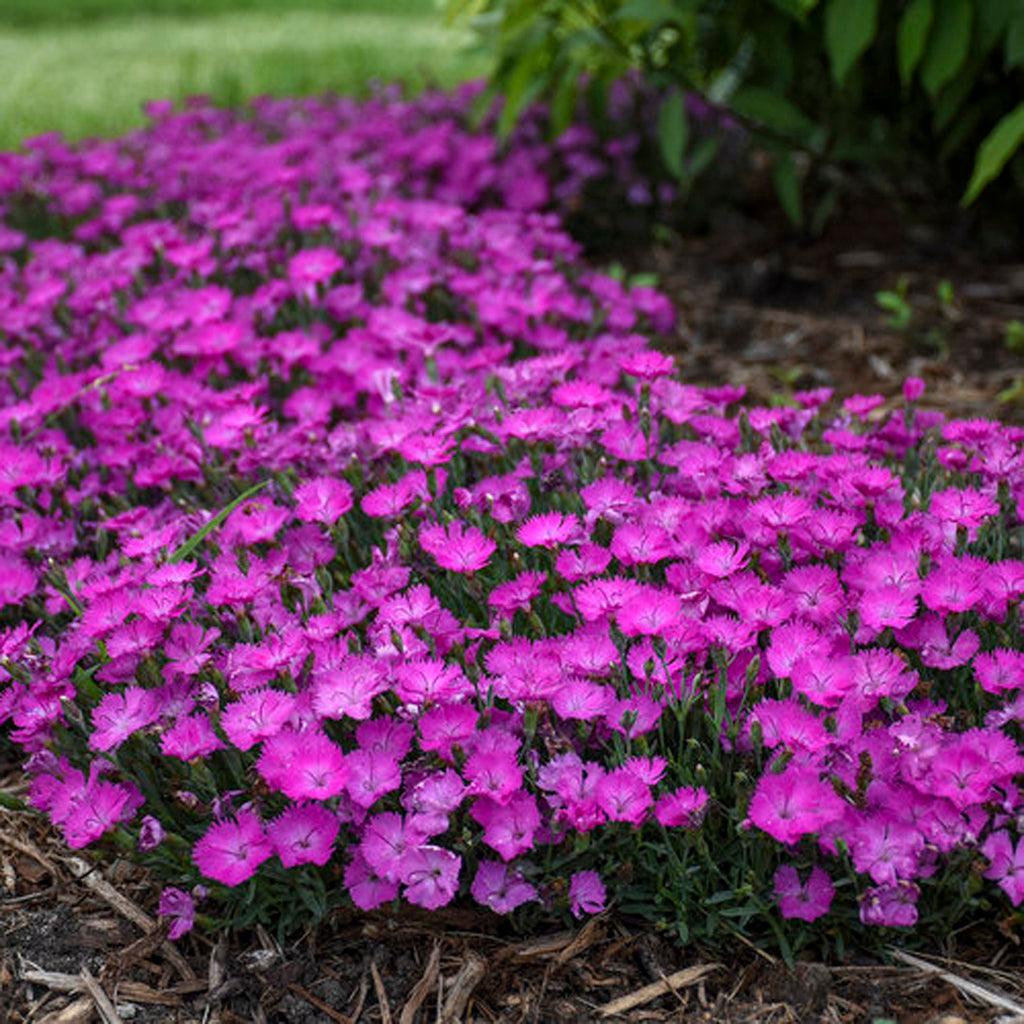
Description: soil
587,195,1024,421
5,187,1024,1024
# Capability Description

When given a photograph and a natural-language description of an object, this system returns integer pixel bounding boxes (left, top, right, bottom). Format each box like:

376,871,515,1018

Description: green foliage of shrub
450,0,1024,224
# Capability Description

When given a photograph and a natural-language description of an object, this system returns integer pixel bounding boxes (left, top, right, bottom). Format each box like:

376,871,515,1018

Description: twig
0,828,60,878
440,953,486,1023
79,966,123,1024
599,964,719,1018
287,982,353,1024
371,960,394,1024
65,857,195,982
889,950,1024,1017
400,941,440,1024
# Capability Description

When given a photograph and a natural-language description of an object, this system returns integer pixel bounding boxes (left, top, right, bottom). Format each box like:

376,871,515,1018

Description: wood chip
599,964,719,1018
79,967,122,1024
555,917,605,966
440,953,486,1024
370,960,393,1024
889,950,1024,1018
65,857,195,982
399,940,440,1024
38,996,95,1024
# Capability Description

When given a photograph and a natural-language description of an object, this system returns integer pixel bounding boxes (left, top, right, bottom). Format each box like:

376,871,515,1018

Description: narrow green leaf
824,0,880,85
772,151,804,228
170,479,270,564
963,101,1024,204
548,69,578,137
920,0,973,97
897,0,934,85
657,90,689,180
729,86,816,142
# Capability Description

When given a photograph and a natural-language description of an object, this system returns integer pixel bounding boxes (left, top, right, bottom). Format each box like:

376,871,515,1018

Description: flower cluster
0,84,1023,945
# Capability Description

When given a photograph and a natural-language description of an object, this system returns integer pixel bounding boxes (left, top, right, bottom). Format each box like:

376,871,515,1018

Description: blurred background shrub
449,0,1024,231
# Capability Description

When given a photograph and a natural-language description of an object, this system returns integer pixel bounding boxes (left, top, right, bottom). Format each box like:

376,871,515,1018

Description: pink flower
267,803,339,868
344,749,402,808
89,688,161,752
221,690,297,750
158,887,196,940
464,748,523,805
773,865,833,922
653,786,708,828
257,731,348,801
401,846,461,909
160,713,224,761
193,810,272,887
472,792,541,861
569,870,606,917
345,851,398,911
747,766,846,845
361,812,427,883
859,882,919,927
471,861,539,914
619,350,674,381
420,521,496,573
294,477,353,524
516,513,582,549
595,768,652,826
982,831,1024,906
617,589,681,637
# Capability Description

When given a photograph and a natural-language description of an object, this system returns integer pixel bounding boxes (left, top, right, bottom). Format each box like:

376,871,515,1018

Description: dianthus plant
1,84,1024,954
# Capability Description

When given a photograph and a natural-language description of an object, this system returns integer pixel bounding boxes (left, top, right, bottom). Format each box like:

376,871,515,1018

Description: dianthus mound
1,84,1024,947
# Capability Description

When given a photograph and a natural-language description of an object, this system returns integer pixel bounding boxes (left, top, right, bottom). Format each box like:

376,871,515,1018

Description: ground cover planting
1,82,1024,963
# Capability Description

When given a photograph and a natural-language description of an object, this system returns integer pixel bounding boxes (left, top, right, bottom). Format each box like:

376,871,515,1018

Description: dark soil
590,195,1024,421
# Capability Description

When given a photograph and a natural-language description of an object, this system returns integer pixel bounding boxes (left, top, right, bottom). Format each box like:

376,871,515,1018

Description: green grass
0,1,485,149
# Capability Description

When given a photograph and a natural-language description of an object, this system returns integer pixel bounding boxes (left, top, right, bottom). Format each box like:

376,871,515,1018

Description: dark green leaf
729,86,816,142
824,0,879,85
657,90,689,180
920,0,973,97
963,101,1024,204
897,0,933,85
772,151,804,227
170,478,269,564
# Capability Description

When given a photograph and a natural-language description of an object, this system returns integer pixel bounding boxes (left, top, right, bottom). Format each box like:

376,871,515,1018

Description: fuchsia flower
471,861,539,913
569,870,606,917
654,786,709,828
193,810,272,887
267,804,340,868
420,521,496,573
747,766,847,845
773,865,834,922
257,731,348,801
401,846,461,909
158,887,196,940
982,831,1024,906
516,513,582,549
294,477,354,525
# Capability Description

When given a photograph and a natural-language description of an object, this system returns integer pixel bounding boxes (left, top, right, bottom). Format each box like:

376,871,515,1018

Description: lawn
0,0,484,149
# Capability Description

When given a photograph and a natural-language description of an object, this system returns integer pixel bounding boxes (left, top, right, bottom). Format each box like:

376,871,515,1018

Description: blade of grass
170,478,269,564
